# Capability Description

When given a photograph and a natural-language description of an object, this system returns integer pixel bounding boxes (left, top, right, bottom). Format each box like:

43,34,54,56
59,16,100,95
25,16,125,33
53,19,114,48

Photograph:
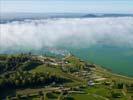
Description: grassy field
71,93,105,100
1,54,133,100
22,58,133,100
31,64,86,84
31,65,62,75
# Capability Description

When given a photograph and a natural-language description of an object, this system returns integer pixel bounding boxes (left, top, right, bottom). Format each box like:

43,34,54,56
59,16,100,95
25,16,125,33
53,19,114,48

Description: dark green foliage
63,96,75,100
46,92,57,99
16,94,21,100
20,60,42,71
0,71,69,89
38,91,44,96
0,54,31,74
113,82,125,89
111,91,123,98
0,54,7,61
6,96,11,100
117,83,124,89
0,54,43,74
126,84,133,93
0,54,69,99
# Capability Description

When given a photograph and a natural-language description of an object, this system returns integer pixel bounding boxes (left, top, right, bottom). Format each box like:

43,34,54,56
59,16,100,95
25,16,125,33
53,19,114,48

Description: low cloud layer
0,17,133,52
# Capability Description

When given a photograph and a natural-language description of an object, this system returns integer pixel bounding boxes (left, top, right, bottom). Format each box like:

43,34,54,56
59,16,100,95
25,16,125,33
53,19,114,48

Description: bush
111,91,123,98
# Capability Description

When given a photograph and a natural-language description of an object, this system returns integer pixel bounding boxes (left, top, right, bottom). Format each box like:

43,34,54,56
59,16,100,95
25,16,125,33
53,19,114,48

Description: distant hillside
1,13,133,23
82,13,133,18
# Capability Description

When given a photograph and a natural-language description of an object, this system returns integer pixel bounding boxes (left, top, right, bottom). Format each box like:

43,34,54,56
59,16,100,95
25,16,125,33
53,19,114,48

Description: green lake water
65,45,133,77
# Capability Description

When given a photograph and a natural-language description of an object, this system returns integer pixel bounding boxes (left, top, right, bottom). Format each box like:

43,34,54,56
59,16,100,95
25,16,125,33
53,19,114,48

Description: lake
65,45,133,77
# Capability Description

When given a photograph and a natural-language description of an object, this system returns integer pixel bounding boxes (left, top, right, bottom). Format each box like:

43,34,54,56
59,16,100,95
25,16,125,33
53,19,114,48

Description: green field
0,54,133,100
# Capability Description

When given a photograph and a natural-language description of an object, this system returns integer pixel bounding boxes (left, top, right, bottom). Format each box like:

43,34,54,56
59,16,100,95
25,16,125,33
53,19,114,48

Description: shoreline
95,65,133,82
100,66,133,78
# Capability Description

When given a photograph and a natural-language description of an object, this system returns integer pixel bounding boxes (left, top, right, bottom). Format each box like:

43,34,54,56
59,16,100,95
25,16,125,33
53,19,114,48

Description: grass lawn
31,64,62,75
31,64,85,86
71,93,105,100
84,86,111,98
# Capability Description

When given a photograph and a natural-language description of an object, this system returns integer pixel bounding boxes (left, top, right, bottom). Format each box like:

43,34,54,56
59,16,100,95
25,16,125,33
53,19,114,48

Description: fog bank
0,17,133,53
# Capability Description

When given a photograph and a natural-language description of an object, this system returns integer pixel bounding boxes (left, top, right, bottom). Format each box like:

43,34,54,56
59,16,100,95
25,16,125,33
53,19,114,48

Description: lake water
65,45,133,77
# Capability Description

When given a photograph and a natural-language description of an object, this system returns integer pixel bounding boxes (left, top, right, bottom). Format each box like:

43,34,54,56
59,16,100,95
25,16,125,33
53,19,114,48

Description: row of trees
0,71,69,90
0,54,42,74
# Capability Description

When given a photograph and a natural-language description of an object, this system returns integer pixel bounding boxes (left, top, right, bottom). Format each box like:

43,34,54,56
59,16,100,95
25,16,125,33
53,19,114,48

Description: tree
58,93,64,100
38,91,43,96
6,96,11,100
16,94,21,100
15,80,20,86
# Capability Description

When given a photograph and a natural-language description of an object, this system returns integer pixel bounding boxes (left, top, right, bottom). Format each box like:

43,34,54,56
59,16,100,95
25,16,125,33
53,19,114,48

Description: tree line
0,71,69,90
0,54,42,74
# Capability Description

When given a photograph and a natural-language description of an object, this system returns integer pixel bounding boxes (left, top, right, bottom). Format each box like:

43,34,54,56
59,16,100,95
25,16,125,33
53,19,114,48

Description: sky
0,0,133,13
